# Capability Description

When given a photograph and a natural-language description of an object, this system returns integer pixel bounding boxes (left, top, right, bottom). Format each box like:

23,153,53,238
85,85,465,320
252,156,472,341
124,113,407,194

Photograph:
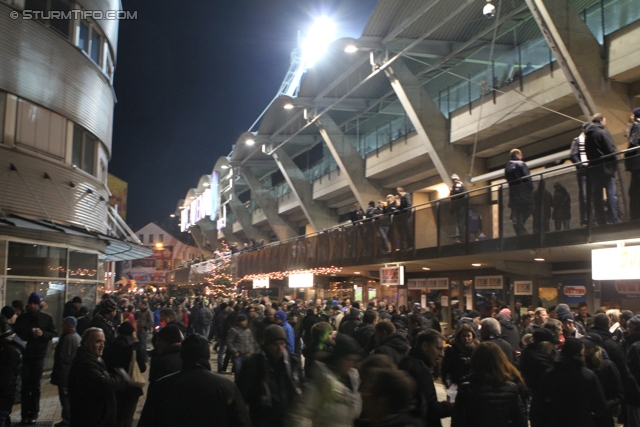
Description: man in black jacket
505,148,535,235
148,324,183,385
399,329,452,427
372,320,411,365
0,315,25,427
449,174,468,240
622,315,640,424
339,308,362,338
68,328,127,427
395,187,413,250
480,317,514,363
89,298,118,346
139,334,251,427
353,310,377,354
13,292,58,425
585,113,620,224
570,122,591,226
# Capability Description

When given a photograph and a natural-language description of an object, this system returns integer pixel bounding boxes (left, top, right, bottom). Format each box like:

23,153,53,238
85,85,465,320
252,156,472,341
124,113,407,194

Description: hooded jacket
498,316,521,351
339,308,362,337
505,155,534,213
148,344,182,385
373,333,411,365
585,123,617,175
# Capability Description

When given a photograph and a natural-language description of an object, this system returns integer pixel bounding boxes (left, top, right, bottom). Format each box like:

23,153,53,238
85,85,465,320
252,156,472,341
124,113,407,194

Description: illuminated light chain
238,266,343,284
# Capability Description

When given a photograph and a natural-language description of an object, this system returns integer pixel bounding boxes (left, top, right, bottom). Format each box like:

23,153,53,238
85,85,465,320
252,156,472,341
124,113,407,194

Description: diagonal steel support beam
227,192,270,242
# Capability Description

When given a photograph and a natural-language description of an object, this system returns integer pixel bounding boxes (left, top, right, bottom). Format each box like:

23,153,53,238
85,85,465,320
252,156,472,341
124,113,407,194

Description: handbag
128,348,146,388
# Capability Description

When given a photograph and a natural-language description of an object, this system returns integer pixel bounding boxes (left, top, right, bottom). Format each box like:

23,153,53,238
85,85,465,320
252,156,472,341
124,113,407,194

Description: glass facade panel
82,135,95,174
90,31,101,63
72,125,83,167
69,250,98,279
6,280,65,329
7,242,67,278
67,281,97,314
79,22,89,53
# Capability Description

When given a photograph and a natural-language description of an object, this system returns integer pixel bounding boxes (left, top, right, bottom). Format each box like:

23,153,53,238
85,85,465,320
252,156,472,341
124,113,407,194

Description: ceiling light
203,182,209,187
221,165,229,169
472,263,482,267
483,1,496,17
169,214,175,218
344,44,358,53
534,258,545,262
245,139,255,146
283,103,294,110
422,267,431,271
354,271,361,274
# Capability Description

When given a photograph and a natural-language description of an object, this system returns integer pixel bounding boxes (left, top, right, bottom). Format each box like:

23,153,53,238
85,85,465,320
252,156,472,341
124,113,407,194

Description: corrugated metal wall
0,3,116,154
0,147,110,234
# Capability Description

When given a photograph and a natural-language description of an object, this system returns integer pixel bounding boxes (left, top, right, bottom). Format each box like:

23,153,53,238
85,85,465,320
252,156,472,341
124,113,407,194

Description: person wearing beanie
480,317,515,364
1,306,17,327
226,314,258,377
495,312,520,352
288,333,362,427
274,310,296,354
539,337,607,427
89,298,118,346
63,296,83,319
51,317,81,427
148,324,183,385
626,106,640,219
103,321,146,427
139,334,251,427
236,324,302,427
588,312,630,387
449,173,468,240
13,292,58,424
0,315,25,427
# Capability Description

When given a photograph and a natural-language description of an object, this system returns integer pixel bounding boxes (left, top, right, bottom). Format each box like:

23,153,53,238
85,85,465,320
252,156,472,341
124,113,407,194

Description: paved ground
11,349,450,427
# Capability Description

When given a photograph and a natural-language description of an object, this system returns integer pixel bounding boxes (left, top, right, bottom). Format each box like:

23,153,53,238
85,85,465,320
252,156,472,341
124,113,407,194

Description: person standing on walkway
51,317,81,427
625,108,640,220
135,300,153,356
13,292,58,425
570,122,591,226
0,315,25,427
449,174,468,240
505,148,535,235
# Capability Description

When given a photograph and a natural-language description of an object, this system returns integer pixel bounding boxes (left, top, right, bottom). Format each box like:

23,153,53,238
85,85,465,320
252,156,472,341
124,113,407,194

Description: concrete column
315,115,384,207
241,168,298,241
188,225,212,258
526,0,630,146
195,219,224,250
384,59,482,187
227,193,271,242
271,148,336,232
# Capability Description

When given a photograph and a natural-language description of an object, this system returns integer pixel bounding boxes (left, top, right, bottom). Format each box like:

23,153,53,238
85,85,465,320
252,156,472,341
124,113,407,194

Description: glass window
79,22,89,53
90,31,101,64
82,134,95,175
149,234,154,244
49,0,71,36
72,125,83,167
138,234,144,243
68,250,97,280
159,234,164,244
7,242,67,278
67,281,97,315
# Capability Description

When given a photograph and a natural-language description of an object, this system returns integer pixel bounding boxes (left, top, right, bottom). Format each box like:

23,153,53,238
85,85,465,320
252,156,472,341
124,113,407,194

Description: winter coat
452,374,527,427
587,356,624,427
505,155,534,214
136,308,154,333
103,334,147,398
339,309,362,337
551,185,572,221
214,308,228,340
68,346,127,427
519,343,554,395
624,332,640,407
14,308,58,358
499,318,522,351
399,347,453,427
89,313,117,345
198,305,213,327
539,356,607,427
353,323,376,354
281,321,296,354
585,123,618,176
626,121,640,171
237,351,303,427
449,182,468,214
63,301,79,318
139,365,251,427
288,361,361,427
75,314,91,337
484,337,515,364
372,332,411,365
441,342,474,388
0,333,25,408
51,331,81,387
226,326,259,356
148,345,182,384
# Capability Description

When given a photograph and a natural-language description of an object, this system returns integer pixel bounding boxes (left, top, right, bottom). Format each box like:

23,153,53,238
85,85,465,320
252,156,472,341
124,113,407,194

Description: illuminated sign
514,280,533,295
475,275,503,289
380,266,404,286
426,278,449,290
253,277,269,289
180,172,220,232
289,272,314,288
563,286,586,296
408,279,426,290
592,246,640,280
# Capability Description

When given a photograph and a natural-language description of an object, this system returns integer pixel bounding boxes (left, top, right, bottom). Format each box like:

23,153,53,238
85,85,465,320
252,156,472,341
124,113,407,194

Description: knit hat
561,337,584,357
28,293,42,305
274,310,287,322
533,328,560,344
181,333,210,364
499,308,512,319
72,296,82,304
62,316,77,328
555,304,571,318
1,306,16,319
633,107,640,118
236,314,247,324
581,333,603,348
118,321,135,336
468,310,481,319
628,315,640,331
101,299,117,313
263,324,287,345
332,333,361,358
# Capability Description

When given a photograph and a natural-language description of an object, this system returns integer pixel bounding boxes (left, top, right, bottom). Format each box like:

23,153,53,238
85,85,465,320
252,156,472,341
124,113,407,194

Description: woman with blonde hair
607,309,623,342
451,342,527,427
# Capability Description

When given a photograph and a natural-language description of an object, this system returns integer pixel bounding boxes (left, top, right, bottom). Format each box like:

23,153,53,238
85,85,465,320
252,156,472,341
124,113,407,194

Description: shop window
16,98,67,159
7,242,67,278
72,125,96,175
67,281,98,314
68,250,98,279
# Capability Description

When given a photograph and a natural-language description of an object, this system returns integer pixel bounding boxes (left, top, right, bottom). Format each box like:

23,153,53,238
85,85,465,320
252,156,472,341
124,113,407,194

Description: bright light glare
301,16,336,68
283,103,294,110
245,139,255,146
344,44,358,53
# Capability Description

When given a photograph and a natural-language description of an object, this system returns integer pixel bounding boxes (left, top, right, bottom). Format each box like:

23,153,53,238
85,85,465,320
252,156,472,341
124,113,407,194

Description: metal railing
235,147,640,278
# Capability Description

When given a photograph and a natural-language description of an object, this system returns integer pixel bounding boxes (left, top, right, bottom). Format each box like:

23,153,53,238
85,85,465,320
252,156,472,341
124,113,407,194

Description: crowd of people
3,290,640,427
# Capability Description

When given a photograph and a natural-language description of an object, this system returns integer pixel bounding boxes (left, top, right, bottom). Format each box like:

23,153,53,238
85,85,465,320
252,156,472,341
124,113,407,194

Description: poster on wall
441,295,449,307
562,279,587,304
426,278,449,290
475,275,504,289
380,266,405,286
514,280,533,295
408,279,427,290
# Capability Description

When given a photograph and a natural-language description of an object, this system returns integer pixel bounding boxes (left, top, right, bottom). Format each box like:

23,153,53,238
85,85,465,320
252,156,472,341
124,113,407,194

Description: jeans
511,210,531,236
591,167,620,224
377,226,390,252
217,341,227,371
58,386,70,424
232,355,246,377
454,207,466,238
577,172,588,224
554,219,570,231
138,331,149,362
21,357,45,419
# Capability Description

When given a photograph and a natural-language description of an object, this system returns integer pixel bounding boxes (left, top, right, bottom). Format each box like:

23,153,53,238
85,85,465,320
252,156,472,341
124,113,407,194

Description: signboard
441,295,449,307
180,173,220,233
475,275,504,289
601,280,640,299
253,277,269,289
593,246,640,280
562,279,587,304
514,280,533,295
107,174,128,220
380,266,404,286
289,272,313,288
427,278,449,290
408,279,427,290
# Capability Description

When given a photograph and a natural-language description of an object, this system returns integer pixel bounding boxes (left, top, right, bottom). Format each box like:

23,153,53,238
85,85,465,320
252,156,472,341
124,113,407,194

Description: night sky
109,0,377,231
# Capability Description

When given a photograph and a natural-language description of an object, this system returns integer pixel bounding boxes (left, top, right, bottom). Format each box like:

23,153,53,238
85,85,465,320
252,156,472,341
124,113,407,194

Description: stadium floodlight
301,16,336,69
344,44,358,53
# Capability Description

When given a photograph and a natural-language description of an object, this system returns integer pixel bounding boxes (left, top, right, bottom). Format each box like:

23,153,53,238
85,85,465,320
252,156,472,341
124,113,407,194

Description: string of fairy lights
239,266,343,283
